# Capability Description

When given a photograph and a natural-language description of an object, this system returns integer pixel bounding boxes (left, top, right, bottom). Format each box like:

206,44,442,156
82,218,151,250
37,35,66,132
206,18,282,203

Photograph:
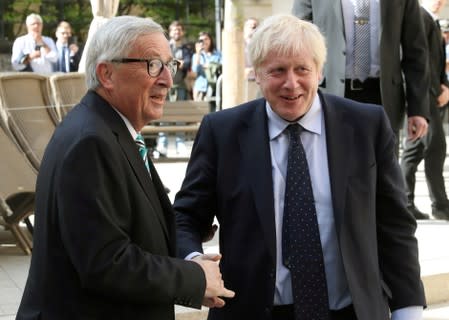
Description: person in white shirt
11,13,57,74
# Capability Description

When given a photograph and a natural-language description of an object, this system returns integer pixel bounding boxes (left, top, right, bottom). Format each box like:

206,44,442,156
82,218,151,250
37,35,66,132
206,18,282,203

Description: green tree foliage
0,0,218,47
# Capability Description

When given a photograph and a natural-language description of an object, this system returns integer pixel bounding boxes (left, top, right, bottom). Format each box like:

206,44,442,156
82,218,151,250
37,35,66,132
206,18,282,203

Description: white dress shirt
11,34,58,74
56,42,71,72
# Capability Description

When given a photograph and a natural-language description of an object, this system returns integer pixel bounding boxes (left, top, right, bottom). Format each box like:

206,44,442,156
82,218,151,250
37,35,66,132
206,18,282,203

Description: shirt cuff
185,251,202,260
391,306,423,320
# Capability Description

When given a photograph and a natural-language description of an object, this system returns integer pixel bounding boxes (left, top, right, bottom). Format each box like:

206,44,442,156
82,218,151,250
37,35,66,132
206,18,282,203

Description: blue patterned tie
282,124,329,320
59,46,68,72
135,133,150,172
353,0,370,81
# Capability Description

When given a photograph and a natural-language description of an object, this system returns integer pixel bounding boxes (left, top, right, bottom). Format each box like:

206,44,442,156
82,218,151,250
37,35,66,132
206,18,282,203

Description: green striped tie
135,133,150,172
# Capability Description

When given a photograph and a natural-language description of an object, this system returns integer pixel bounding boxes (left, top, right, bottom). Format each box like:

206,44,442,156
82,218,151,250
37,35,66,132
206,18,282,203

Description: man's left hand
407,116,428,141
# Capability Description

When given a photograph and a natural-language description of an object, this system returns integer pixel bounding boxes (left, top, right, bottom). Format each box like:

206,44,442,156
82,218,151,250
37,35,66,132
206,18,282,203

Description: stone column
222,0,245,109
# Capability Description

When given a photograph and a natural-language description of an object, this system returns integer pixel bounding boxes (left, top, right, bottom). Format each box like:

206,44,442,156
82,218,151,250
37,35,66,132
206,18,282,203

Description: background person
175,14,425,320
11,13,57,74
292,0,430,155
16,15,233,320
243,17,260,102
154,20,193,158
400,0,449,220
191,31,222,102
54,21,82,72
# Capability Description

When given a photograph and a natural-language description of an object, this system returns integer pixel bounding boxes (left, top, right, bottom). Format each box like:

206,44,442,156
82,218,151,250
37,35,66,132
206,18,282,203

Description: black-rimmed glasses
111,58,180,78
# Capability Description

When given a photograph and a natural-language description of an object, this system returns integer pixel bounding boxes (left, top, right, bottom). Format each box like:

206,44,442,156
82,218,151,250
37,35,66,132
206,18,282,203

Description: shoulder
204,98,264,127
42,36,56,45
321,92,386,121
13,34,27,43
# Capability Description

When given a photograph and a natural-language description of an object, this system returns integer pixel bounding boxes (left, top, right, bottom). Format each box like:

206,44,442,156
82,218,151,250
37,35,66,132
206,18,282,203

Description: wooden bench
141,100,210,136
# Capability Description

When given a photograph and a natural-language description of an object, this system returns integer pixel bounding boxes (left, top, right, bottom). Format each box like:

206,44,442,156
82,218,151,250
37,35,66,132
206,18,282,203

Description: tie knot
135,133,145,146
287,123,302,138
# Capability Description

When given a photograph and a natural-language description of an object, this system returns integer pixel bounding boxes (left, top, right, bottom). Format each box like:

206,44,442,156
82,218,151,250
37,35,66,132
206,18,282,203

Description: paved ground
1,137,449,319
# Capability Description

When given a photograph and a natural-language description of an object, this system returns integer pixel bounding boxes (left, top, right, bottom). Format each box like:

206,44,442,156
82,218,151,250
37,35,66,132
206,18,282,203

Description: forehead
170,25,183,32
133,33,171,57
27,19,42,25
261,50,315,67
57,27,71,33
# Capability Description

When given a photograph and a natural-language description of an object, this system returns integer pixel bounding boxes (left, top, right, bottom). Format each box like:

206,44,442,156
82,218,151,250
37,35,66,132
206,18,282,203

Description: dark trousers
344,78,400,157
271,304,357,320
401,105,449,209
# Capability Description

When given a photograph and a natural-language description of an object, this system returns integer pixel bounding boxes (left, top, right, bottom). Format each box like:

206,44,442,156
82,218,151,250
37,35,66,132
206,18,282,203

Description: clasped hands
193,253,235,308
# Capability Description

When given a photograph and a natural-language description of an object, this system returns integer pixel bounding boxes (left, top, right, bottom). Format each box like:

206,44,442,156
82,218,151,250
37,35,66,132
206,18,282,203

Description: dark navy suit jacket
175,92,425,320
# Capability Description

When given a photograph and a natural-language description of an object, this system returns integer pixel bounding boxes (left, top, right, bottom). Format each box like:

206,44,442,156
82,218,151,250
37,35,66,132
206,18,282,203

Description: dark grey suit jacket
292,0,430,133
421,8,449,102
17,91,205,320
175,93,425,320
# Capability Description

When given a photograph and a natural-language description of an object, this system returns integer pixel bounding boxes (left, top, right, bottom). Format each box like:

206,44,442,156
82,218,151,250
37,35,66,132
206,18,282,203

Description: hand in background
437,84,449,107
407,116,428,141
202,224,218,242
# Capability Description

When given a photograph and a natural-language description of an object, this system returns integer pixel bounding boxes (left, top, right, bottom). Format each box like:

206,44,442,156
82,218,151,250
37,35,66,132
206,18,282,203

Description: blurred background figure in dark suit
401,0,449,220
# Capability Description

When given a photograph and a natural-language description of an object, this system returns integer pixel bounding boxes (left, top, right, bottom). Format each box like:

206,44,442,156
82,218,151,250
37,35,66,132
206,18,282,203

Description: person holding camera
11,13,57,74
191,31,222,102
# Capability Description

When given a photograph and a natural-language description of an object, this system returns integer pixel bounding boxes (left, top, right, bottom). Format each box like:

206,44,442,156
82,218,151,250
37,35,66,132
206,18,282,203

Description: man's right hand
193,253,235,308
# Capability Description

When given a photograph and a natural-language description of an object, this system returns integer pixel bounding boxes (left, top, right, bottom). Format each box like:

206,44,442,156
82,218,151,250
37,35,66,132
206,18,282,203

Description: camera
34,44,42,51
19,53,29,64
197,39,204,44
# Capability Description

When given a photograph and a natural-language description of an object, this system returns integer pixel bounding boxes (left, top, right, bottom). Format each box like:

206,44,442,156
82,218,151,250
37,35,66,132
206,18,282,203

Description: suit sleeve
174,115,219,259
292,0,313,21
401,0,430,119
57,134,206,308
374,110,426,310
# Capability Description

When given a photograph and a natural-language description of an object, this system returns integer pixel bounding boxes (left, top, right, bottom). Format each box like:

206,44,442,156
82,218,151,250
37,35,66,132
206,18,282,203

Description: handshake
193,253,235,308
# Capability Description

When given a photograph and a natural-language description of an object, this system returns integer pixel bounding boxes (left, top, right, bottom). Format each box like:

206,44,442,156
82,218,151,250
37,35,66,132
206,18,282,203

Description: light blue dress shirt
267,92,422,319
342,0,381,79
267,94,351,309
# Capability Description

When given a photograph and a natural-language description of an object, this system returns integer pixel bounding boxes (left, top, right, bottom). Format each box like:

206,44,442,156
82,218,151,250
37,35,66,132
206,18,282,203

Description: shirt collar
423,6,438,20
111,106,138,140
266,93,323,141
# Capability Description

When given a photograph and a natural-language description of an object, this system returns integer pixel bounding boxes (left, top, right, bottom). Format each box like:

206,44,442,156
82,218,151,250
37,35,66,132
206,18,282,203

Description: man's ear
255,69,261,85
96,62,114,89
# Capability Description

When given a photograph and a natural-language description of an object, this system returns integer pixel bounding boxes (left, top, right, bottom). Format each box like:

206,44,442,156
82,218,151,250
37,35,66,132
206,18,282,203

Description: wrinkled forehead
27,19,42,26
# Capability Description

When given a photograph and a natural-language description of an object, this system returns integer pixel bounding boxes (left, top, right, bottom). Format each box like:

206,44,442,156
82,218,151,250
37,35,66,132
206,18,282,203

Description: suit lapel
88,92,171,244
320,93,354,235
116,133,170,241
149,162,176,255
239,100,277,264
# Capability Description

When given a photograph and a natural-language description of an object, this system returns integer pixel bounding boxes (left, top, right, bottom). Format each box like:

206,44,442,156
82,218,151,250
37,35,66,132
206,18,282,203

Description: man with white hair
11,13,57,74
16,15,233,320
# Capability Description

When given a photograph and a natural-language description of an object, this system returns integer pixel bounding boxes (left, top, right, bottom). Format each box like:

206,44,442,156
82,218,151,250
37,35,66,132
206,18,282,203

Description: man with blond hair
175,14,425,320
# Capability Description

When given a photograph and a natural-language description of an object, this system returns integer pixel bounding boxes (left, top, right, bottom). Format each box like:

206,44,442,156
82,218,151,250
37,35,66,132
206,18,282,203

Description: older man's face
107,33,174,131
27,18,43,37
255,49,321,122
